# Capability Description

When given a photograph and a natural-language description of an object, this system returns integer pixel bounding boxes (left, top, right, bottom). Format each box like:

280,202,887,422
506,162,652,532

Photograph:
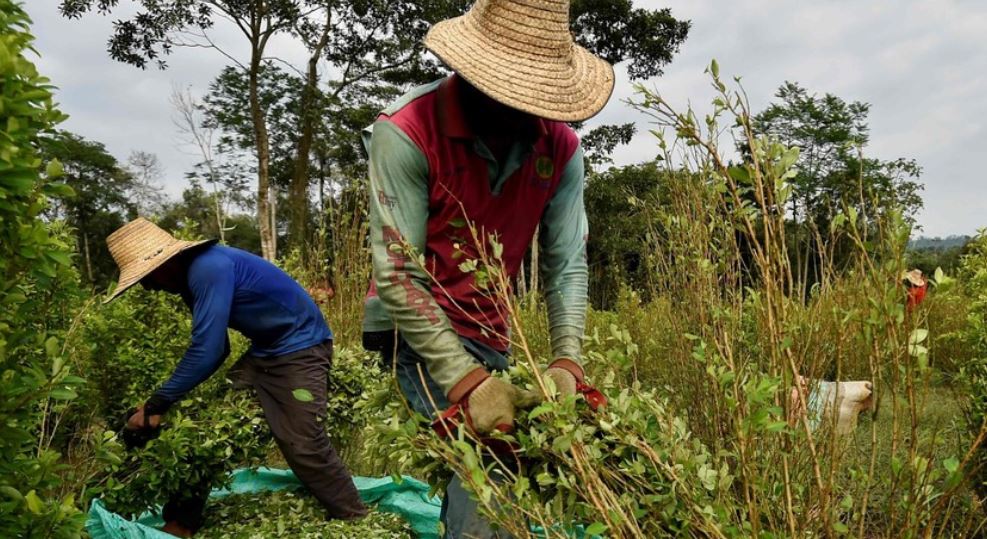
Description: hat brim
424,15,615,122
103,239,217,304
901,270,927,287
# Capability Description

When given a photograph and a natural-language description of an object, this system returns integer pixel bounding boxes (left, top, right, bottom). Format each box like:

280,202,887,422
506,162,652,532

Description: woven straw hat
901,269,927,287
424,0,615,122
104,217,216,303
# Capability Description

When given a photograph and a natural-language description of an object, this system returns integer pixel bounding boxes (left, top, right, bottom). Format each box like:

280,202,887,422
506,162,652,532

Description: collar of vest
437,74,548,141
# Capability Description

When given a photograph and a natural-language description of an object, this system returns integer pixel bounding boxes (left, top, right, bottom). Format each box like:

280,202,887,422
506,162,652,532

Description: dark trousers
393,336,514,539
363,329,397,371
230,341,367,519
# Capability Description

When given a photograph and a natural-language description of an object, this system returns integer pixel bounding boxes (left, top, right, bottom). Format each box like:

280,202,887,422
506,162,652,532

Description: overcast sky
29,0,987,237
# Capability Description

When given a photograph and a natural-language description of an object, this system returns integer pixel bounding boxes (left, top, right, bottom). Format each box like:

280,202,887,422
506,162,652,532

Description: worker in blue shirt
104,218,367,536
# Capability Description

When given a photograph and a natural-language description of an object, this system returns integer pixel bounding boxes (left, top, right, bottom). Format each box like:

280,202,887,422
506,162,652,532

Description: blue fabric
155,246,332,402
86,468,443,539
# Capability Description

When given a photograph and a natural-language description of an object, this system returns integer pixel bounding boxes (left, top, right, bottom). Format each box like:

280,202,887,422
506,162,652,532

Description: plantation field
6,1,987,537
200,491,410,539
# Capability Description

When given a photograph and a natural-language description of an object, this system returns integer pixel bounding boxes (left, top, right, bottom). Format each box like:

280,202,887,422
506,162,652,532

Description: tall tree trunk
318,153,326,220
82,232,93,285
289,13,332,252
250,51,276,260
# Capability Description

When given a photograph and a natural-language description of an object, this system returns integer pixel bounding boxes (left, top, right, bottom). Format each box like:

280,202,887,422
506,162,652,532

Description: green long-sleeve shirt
363,76,589,397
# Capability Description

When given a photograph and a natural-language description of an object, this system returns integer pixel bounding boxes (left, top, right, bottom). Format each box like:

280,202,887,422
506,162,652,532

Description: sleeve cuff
447,367,490,403
549,358,584,383
145,392,176,416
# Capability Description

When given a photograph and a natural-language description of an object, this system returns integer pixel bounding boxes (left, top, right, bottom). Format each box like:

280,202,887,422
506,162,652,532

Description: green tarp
85,468,441,539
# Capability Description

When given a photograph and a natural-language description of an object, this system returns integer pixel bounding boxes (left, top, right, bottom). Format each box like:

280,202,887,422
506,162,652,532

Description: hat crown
107,218,179,270
468,0,574,54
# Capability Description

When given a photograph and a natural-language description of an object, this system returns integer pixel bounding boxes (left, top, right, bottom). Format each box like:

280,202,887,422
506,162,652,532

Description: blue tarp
85,468,442,538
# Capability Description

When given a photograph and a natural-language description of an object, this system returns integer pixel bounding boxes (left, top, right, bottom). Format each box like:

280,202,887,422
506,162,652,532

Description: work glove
121,405,163,450
543,358,608,411
542,358,583,399
459,376,541,435
543,358,583,398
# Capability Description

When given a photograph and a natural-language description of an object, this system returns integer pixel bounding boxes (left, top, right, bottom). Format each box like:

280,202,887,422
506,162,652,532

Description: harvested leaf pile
198,490,411,539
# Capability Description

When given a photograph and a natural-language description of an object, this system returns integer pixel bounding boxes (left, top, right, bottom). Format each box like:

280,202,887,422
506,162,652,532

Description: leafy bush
371,66,984,537
77,266,392,515
95,392,270,518
0,2,86,536
201,490,410,539
952,232,987,499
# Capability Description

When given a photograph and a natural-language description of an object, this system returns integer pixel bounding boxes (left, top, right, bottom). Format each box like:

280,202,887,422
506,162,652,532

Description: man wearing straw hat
104,218,367,535
363,0,614,535
902,269,929,310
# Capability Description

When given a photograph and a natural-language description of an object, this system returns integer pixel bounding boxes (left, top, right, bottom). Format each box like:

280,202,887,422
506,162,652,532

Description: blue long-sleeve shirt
149,245,332,410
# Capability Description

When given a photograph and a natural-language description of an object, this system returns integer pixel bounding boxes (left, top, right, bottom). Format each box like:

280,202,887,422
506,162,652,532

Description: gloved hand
461,376,541,435
543,358,583,398
121,406,163,450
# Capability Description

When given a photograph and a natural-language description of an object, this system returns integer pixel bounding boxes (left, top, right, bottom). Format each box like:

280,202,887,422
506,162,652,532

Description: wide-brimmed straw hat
424,0,615,122
104,217,216,303
901,269,927,287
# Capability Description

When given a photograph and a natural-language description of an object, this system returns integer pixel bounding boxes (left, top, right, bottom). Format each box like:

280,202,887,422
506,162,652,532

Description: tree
750,82,924,286
126,150,167,214
60,0,304,260
571,0,690,80
582,123,637,169
158,181,261,253
285,0,469,249
0,2,85,534
584,161,667,308
61,0,692,259
41,132,138,287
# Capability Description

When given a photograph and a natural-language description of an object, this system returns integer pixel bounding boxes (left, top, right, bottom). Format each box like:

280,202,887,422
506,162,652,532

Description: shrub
953,232,987,499
371,65,984,537
0,2,86,536
77,266,391,514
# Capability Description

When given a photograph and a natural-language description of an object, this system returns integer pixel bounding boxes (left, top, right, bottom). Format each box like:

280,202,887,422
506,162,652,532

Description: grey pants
229,341,367,519
394,336,514,539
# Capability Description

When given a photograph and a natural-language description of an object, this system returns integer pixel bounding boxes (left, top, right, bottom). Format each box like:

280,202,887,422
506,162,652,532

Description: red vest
380,76,580,350
906,283,928,310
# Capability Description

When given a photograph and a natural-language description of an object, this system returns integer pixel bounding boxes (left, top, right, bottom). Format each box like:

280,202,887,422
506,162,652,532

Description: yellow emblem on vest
535,156,554,180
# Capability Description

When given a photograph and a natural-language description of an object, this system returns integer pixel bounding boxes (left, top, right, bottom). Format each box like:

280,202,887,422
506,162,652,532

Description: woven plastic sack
86,468,441,539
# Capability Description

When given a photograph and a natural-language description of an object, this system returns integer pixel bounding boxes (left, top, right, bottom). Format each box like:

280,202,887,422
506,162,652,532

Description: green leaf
908,329,928,345
46,249,71,266
527,403,553,420
0,170,35,192
45,182,74,197
0,486,23,502
449,217,467,228
24,490,42,514
50,387,77,401
934,266,945,283
908,344,928,357
833,522,849,534
45,158,63,178
491,238,503,260
944,457,960,474
44,335,59,357
727,165,749,184
709,59,720,79
292,388,314,402
585,522,607,536
51,356,64,377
